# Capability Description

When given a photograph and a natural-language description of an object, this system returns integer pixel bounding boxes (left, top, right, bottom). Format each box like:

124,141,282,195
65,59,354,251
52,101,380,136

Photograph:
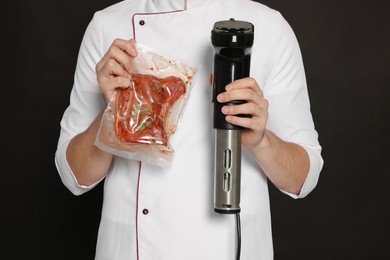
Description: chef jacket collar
141,0,217,13
141,0,187,13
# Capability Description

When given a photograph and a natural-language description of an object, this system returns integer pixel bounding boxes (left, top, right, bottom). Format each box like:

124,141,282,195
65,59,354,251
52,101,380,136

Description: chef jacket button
139,20,145,26
142,209,149,215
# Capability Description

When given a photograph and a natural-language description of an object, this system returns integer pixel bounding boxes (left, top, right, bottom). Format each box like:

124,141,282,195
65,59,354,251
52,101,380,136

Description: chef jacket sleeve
54,12,106,195
264,12,324,199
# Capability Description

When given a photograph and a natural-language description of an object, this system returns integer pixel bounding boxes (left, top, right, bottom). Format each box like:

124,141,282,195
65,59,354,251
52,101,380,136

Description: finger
108,46,136,74
226,77,263,96
101,76,132,91
217,88,263,105
99,58,130,79
98,39,137,74
99,76,132,103
112,38,138,57
221,102,264,118
225,115,261,130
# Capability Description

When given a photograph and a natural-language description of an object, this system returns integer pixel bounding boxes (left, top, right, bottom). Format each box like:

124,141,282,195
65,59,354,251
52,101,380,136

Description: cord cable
235,213,241,260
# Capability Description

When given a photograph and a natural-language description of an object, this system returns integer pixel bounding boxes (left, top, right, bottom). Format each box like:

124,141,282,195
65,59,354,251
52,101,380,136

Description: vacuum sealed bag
95,43,198,167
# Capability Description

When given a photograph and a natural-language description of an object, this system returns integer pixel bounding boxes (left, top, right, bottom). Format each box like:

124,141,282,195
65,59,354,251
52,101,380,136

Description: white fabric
55,0,324,259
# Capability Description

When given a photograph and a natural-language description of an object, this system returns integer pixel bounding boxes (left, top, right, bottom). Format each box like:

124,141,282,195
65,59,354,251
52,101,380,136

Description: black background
2,0,389,259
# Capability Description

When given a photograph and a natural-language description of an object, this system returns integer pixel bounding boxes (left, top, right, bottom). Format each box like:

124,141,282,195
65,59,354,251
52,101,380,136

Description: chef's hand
216,77,269,151
96,39,138,103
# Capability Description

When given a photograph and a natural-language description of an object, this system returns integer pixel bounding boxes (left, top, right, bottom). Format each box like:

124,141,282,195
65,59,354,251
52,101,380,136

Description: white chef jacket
55,0,324,259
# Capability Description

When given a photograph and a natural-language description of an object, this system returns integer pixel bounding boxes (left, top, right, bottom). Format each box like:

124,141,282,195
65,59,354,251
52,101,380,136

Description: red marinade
115,73,186,145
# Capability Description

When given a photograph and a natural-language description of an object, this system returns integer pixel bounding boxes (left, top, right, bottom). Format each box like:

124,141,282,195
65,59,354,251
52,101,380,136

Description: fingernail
217,93,225,102
225,84,232,90
221,106,229,114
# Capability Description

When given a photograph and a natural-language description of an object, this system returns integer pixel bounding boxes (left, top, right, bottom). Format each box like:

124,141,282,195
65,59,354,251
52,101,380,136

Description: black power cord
235,213,241,260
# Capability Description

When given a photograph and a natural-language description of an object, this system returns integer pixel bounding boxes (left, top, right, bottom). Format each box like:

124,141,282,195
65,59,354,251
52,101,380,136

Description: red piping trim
132,2,188,259
131,0,188,40
135,161,142,260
